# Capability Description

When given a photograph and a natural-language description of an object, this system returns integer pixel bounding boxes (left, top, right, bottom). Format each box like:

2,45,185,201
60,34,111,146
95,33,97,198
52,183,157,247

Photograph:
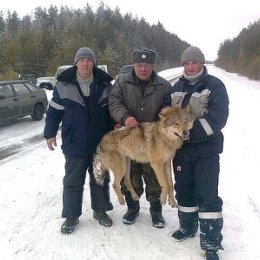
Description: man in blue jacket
44,47,114,234
169,47,229,260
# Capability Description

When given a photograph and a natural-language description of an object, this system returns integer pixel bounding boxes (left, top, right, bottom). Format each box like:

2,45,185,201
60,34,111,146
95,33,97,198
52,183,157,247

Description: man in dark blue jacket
44,47,114,234
169,47,229,260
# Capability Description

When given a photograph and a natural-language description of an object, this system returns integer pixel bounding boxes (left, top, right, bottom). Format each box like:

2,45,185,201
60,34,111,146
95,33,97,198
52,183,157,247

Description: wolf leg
101,150,125,205
150,161,168,205
112,176,125,205
123,158,139,201
164,160,176,207
110,154,126,204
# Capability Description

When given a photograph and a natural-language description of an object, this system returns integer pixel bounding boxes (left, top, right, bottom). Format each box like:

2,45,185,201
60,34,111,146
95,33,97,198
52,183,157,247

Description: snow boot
172,209,198,241
150,201,165,228
205,250,219,260
123,197,140,224
61,217,79,235
93,211,113,227
199,216,223,253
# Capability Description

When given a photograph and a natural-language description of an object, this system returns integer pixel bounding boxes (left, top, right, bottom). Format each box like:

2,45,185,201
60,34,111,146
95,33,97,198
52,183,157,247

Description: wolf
93,106,194,207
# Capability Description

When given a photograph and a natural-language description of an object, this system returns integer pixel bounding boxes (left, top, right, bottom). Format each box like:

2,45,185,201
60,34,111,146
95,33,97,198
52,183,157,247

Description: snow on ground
0,65,260,260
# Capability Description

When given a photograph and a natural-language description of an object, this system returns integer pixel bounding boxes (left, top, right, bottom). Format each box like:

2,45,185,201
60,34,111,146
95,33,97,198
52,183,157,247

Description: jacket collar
125,69,165,87
180,65,209,85
57,65,113,83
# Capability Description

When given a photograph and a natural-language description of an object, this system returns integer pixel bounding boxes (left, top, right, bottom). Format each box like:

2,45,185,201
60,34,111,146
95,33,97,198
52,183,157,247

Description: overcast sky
1,0,259,61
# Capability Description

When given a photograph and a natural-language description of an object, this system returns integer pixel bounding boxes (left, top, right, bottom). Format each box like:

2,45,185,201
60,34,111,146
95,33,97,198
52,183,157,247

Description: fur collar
57,65,113,83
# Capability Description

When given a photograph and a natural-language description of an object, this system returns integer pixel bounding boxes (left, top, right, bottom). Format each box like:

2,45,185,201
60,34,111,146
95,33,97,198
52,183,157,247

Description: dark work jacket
167,67,229,159
44,66,114,156
109,69,171,124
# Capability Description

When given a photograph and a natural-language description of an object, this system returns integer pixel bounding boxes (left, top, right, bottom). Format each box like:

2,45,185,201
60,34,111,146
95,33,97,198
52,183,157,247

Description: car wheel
31,103,44,121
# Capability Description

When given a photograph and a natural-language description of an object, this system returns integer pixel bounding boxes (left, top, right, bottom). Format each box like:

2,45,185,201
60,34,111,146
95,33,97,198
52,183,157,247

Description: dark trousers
173,154,223,212
62,155,112,218
173,154,224,251
121,161,161,203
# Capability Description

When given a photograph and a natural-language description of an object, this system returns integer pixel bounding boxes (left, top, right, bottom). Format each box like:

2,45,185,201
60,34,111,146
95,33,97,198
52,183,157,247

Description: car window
0,84,15,98
12,83,30,95
24,82,39,93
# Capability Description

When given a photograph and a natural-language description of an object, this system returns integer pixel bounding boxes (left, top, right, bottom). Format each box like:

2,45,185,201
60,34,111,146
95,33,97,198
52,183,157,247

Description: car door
0,84,19,122
12,83,33,116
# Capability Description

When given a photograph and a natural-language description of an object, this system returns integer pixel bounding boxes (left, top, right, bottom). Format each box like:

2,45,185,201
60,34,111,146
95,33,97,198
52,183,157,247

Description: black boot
150,201,165,228
93,211,113,227
172,210,198,241
205,250,219,260
200,217,224,253
61,217,79,235
123,198,140,225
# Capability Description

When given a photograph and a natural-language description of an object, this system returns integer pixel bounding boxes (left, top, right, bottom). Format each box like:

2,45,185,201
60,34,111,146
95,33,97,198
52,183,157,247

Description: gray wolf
93,106,194,207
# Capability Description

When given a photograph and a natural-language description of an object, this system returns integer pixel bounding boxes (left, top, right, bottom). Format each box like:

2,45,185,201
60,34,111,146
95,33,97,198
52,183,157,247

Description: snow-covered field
0,65,260,260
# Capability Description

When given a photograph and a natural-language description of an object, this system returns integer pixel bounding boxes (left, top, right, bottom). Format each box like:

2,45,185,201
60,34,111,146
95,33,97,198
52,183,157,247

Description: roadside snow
0,65,260,260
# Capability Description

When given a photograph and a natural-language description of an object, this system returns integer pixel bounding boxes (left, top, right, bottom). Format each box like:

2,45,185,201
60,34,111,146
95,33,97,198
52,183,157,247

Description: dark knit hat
133,49,156,64
74,47,96,65
181,46,205,64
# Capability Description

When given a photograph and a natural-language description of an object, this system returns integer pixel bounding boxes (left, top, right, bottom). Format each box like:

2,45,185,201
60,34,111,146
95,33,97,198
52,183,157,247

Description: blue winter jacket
168,67,229,158
44,66,114,156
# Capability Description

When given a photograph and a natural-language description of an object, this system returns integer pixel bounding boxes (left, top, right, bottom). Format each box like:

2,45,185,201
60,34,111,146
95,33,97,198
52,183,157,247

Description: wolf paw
169,197,176,208
118,197,125,205
131,194,139,201
168,193,177,207
160,194,167,206
160,198,166,206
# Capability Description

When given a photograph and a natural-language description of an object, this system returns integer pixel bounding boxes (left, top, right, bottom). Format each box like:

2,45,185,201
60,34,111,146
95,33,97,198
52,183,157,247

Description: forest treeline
0,2,259,81
216,19,260,80
0,2,189,81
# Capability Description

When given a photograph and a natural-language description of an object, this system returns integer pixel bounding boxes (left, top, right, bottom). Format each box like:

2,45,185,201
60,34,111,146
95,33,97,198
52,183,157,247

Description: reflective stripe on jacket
44,66,113,155
169,67,229,157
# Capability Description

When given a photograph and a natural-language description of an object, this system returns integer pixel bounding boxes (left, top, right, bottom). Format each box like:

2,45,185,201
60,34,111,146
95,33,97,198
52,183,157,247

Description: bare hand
46,137,57,151
114,123,122,129
124,117,138,128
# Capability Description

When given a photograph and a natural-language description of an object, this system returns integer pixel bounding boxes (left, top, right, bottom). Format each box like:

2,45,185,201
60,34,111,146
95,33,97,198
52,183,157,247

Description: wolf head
159,106,194,140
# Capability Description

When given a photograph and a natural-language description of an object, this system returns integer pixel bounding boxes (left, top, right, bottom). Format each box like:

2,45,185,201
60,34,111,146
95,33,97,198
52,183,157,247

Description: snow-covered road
1,65,260,260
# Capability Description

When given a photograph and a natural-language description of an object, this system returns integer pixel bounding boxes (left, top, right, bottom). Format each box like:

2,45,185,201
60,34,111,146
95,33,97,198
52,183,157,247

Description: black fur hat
133,49,156,64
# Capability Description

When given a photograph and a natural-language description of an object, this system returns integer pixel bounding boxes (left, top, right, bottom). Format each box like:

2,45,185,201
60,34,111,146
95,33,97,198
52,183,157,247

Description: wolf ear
159,106,172,120
159,113,166,120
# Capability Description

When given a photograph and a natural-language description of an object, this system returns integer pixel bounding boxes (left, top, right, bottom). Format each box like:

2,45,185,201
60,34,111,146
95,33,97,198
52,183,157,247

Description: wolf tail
93,144,105,186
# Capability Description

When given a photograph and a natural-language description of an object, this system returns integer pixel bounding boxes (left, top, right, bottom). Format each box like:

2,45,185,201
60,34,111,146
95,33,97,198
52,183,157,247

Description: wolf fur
93,106,194,207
